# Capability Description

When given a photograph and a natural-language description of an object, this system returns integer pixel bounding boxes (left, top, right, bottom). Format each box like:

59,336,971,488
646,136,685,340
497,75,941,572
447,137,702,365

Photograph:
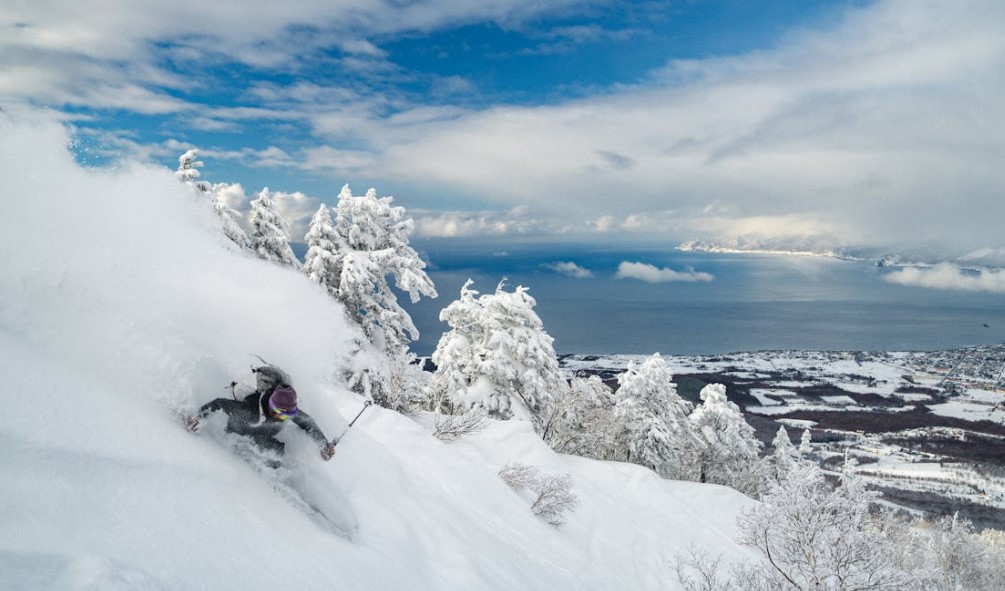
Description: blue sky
3,0,1004,260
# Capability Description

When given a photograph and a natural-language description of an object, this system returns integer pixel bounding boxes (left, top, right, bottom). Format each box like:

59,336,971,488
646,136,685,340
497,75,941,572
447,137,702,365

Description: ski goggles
268,403,299,421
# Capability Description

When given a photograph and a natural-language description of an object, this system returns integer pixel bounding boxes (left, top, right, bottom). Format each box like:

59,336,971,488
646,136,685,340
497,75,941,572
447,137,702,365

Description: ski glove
321,442,336,461
185,416,200,433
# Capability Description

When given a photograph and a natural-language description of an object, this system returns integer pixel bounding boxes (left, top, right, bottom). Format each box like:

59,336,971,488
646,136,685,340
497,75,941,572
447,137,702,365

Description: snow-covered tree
248,187,300,268
765,425,801,485
329,185,436,354
889,512,1004,591
428,280,562,434
174,149,249,249
688,383,761,493
614,353,693,478
371,348,431,413
175,149,209,192
799,427,813,457
543,375,619,459
736,462,916,591
978,528,1005,591
303,203,340,296
428,279,482,413
211,184,250,250
475,282,561,428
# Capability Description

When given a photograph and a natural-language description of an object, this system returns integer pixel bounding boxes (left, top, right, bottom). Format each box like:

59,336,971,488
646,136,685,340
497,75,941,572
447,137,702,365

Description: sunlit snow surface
0,115,755,590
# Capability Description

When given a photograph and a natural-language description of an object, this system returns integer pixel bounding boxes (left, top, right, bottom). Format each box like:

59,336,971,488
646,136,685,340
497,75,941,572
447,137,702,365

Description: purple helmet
268,384,299,415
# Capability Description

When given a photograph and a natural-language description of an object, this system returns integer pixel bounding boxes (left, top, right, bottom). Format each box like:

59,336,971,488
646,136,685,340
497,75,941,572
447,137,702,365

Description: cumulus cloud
298,145,378,177
5,0,1004,256
203,146,298,169
884,263,1005,293
411,207,569,238
368,0,1005,252
213,182,250,211
542,261,594,279
614,262,714,283
0,0,586,111
589,215,616,233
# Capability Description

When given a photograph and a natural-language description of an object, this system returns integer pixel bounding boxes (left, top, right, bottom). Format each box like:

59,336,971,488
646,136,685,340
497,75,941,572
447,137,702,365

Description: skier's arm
186,398,242,432
292,411,337,460
291,411,332,446
196,398,241,418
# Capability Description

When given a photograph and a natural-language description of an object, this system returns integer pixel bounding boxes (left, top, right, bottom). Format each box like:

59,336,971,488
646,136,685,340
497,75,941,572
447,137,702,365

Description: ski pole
332,400,373,445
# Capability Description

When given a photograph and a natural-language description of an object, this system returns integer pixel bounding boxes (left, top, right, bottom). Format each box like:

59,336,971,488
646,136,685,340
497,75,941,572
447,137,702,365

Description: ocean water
404,242,1005,356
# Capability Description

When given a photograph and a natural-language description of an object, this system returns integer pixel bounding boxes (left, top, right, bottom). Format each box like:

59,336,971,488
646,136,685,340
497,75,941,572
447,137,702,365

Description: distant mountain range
677,238,858,260
677,239,1005,270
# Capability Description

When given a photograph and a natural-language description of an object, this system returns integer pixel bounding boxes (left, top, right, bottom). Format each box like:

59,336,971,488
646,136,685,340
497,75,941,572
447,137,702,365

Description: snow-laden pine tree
303,203,340,297
736,462,915,591
210,182,250,250
174,149,249,249
765,425,801,486
428,279,482,414
543,374,618,459
429,280,562,434
799,427,813,458
614,353,693,478
329,185,436,354
175,149,210,192
688,383,761,493
476,282,561,429
248,187,300,268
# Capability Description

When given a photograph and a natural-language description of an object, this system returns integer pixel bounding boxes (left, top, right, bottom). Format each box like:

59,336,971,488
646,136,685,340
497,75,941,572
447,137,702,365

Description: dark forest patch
775,408,1005,440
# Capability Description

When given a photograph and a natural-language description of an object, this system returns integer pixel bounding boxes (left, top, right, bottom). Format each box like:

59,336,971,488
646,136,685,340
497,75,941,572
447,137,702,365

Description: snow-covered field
0,116,761,590
930,389,1005,423
564,349,1005,423
564,348,1005,520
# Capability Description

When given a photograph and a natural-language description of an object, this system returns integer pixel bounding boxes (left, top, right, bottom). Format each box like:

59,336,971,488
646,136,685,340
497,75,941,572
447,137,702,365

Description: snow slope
0,115,755,590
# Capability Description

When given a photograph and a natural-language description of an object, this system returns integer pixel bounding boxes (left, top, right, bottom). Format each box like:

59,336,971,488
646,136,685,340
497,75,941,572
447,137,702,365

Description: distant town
908,345,1005,393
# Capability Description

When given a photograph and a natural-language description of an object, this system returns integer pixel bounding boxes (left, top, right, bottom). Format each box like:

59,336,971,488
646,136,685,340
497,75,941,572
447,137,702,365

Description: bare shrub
499,462,579,526
672,546,742,591
432,408,487,442
499,462,539,490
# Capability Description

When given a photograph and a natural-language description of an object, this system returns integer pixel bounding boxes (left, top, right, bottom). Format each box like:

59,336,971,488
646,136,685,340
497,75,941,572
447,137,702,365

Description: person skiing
186,365,336,462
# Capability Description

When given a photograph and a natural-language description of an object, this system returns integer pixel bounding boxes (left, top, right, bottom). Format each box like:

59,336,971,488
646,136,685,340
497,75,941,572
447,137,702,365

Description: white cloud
4,0,1005,255
212,182,250,211
542,261,594,279
298,146,377,176
590,215,616,232
0,0,585,107
614,261,714,283
203,146,298,169
271,190,319,242
884,263,1005,293
365,0,1005,251
411,207,569,238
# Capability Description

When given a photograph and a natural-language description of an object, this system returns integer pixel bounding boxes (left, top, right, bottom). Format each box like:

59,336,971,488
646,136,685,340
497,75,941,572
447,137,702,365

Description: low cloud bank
884,263,1005,293
542,262,594,279
412,207,558,238
615,261,714,284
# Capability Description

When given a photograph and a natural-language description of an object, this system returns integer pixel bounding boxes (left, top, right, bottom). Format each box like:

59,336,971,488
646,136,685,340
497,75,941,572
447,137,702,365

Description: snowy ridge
0,116,754,590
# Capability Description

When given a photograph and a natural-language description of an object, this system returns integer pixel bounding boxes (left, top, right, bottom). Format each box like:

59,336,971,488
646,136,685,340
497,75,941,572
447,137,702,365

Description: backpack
253,364,291,394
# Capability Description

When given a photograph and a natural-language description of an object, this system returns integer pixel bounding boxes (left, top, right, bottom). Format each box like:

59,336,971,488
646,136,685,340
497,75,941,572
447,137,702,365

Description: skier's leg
255,436,286,469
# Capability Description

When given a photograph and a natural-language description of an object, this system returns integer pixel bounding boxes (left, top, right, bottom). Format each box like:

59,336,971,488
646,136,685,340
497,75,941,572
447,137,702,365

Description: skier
186,365,336,462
